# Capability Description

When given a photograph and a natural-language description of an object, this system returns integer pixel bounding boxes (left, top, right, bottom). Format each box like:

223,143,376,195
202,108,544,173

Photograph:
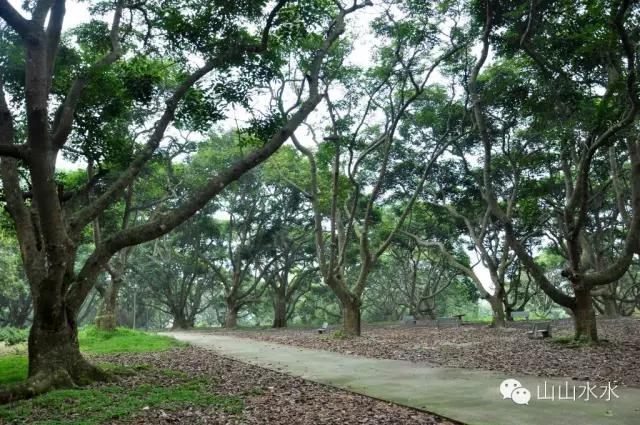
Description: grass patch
0,327,184,386
0,379,243,424
79,326,185,355
463,317,493,324
160,368,188,379
97,362,152,377
329,329,353,340
0,355,27,385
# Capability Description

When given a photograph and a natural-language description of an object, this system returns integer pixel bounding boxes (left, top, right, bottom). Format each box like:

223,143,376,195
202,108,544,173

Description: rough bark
224,301,239,328
573,287,598,341
272,290,287,328
171,314,194,330
488,294,506,328
339,292,361,336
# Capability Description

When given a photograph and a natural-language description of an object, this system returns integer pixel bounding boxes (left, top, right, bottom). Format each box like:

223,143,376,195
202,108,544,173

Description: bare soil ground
219,317,640,387
98,347,453,424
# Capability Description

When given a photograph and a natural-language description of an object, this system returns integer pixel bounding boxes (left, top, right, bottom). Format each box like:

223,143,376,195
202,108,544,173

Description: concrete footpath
168,332,640,425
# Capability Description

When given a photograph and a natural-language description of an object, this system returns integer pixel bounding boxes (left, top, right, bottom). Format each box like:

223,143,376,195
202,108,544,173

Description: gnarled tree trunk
488,295,506,327
224,302,240,328
171,314,194,329
572,287,598,341
340,293,361,336
0,277,110,404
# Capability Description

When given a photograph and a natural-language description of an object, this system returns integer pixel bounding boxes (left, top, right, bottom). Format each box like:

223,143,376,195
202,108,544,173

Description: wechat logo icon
500,379,531,405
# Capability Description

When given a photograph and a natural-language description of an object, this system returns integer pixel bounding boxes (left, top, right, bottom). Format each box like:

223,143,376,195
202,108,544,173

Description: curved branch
67,2,369,311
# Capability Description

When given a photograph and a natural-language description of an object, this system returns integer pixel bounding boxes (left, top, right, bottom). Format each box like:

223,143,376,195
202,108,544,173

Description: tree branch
67,2,370,311
51,0,124,149
0,0,33,41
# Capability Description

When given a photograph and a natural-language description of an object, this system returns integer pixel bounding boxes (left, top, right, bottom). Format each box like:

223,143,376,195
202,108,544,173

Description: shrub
0,327,28,346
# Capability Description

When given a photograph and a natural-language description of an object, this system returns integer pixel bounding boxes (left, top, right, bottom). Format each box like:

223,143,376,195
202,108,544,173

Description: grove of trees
1,0,639,402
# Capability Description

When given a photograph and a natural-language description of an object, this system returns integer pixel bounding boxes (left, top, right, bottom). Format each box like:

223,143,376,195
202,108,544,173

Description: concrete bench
317,322,329,334
436,317,461,328
512,311,529,321
527,322,552,339
402,315,417,325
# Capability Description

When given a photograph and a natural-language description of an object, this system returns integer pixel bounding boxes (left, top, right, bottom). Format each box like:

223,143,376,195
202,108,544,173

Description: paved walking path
168,332,640,425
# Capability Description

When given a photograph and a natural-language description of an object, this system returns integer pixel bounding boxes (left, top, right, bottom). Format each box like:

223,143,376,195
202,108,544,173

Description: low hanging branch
68,1,372,312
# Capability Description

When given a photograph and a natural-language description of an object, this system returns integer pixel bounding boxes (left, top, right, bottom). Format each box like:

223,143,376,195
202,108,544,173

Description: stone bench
527,322,552,339
402,315,417,325
317,322,329,334
436,317,461,328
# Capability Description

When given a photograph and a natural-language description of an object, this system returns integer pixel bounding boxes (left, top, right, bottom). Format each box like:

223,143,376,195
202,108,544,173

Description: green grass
0,327,184,385
0,355,28,385
551,335,595,348
328,329,353,340
463,317,494,324
0,329,238,424
0,378,243,424
78,326,184,355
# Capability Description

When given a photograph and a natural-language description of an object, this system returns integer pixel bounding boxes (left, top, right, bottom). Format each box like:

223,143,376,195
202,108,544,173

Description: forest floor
0,342,450,424
219,317,640,387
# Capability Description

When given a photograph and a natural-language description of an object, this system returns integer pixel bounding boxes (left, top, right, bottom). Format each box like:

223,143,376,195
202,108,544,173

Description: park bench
402,315,417,325
436,317,461,328
511,311,529,321
317,322,329,334
527,322,552,339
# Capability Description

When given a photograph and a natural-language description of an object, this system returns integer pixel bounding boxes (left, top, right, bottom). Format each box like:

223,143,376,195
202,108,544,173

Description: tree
0,230,31,327
466,0,640,341
288,2,464,335
266,211,316,328
203,170,278,328
93,183,135,331
258,149,318,327
131,221,214,329
0,0,370,400
387,241,464,320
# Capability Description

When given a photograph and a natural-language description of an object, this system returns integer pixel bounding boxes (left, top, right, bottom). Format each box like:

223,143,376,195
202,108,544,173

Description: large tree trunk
341,294,361,336
600,286,620,318
488,295,506,327
171,314,194,330
417,297,436,320
272,292,287,328
94,278,121,332
29,281,107,381
504,303,514,321
0,284,110,404
573,288,598,342
224,303,239,328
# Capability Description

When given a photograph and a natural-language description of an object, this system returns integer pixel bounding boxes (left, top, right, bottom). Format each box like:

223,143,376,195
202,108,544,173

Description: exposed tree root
0,360,115,405
0,370,74,404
